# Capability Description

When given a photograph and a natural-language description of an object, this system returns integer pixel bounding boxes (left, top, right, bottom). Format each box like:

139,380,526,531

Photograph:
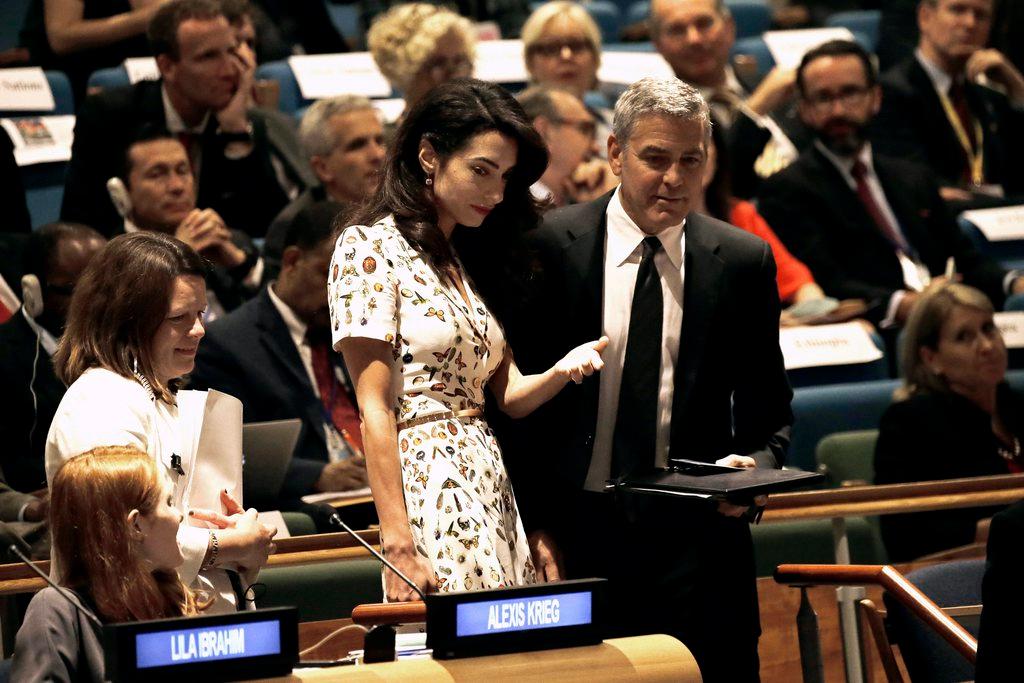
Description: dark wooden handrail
350,601,427,626
774,563,977,664
762,473,1024,523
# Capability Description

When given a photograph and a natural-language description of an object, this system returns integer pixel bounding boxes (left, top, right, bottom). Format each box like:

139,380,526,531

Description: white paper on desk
474,40,529,83
762,28,855,70
177,390,243,520
289,53,392,99
779,322,883,370
301,486,372,505
374,97,405,124
599,51,675,85
962,205,1024,242
123,57,159,83
0,68,55,112
995,311,1024,348
1,116,75,166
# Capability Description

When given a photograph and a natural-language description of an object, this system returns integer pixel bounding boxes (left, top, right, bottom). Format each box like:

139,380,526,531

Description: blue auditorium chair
22,163,66,228
727,0,771,39
825,10,881,52
584,0,623,44
255,60,308,115
86,65,132,93
324,1,361,45
625,1,649,29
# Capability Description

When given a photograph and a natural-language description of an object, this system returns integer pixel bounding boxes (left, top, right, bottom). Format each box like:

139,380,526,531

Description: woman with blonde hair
875,283,1024,561
368,4,476,112
521,1,603,101
11,446,210,681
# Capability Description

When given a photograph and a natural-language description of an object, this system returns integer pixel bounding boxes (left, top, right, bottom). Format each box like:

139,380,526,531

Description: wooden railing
774,563,978,664
761,473,1024,523
0,529,380,596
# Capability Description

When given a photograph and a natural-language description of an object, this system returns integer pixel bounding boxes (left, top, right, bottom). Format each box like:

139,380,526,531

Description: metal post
832,516,866,683
796,586,825,683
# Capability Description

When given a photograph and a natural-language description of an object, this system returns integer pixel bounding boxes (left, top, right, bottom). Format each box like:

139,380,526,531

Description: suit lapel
255,290,327,446
672,215,723,438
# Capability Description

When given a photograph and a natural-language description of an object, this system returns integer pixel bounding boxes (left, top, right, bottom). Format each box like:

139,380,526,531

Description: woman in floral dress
329,79,607,601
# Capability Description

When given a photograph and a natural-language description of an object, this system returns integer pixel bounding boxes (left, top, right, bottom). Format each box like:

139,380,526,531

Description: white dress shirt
585,188,686,492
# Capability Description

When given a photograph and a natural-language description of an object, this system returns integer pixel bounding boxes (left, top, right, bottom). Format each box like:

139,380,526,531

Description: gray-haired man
510,77,792,681
264,95,386,281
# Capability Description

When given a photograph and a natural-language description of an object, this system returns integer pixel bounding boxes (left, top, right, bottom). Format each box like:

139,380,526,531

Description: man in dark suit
60,0,314,238
874,0,1024,202
759,39,1022,327
0,222,105,498
514,77,792,682
190,201,368,510
975,499,1024,681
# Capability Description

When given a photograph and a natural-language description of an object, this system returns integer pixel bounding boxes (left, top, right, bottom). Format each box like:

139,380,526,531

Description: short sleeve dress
328,216,536,592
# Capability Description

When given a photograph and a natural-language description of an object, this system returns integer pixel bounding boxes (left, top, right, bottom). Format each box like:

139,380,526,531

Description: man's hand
566,159,619,204
1011,276,1024,296
967,49,1024,103
23,496,48,523
176,209,246,268
713,455,767,518
528,530,563,582
315,456,369,492
216,45,256,134
745,67,797,117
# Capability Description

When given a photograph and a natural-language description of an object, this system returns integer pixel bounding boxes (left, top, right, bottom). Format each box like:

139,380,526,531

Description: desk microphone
4,535,103,629
310,503,426,601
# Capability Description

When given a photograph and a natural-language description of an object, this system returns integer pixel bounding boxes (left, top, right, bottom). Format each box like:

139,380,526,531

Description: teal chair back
257,558,383,622
816,429,879,488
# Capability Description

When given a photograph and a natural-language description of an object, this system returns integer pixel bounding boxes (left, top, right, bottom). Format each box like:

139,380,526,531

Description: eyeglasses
552,116,596,138
528,38,593,59
803,85,872,111
422,54,473,79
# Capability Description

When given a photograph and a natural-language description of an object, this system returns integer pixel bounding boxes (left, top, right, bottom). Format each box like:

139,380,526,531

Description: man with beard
758,40,1022,327
190,201,368,510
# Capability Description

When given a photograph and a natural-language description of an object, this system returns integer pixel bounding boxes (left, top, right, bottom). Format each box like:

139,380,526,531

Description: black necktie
612,236,664,480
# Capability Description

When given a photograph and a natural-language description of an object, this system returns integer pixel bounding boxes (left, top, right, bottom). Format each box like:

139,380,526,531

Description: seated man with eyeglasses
757,40,1023,327
517,85,618,207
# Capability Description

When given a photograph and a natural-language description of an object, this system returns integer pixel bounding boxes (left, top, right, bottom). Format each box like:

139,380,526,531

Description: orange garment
729,199,815,303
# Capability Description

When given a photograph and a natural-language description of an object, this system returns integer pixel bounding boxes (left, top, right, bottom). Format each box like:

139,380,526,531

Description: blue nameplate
104,606,297,682
427,578,606,659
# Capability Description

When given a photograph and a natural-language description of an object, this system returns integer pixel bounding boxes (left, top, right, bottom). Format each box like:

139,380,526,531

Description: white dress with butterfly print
328,216,536,593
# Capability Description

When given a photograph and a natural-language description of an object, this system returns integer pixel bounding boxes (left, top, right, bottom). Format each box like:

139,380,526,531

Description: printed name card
779,322,883,370
0,68,55,112
474,40,529,83
995,311,1024,349
762,28,855,70
600,51,676,85
961,205,1024,242
373,98,405,124
455,591,592,637
124,57,160,83
289,53,392,99
135,620,281,668
0,115,75,166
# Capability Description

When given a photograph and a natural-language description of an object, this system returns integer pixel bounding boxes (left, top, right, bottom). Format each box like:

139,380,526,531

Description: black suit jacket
976,498,1024,682
189,288,345,506
60,80,315,238
875,57,1024,197
758,145,1008,321
0,311,65,492
517,193,793,526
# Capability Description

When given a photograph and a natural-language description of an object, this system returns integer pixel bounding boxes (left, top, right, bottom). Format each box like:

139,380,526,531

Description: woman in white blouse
45,232,275,612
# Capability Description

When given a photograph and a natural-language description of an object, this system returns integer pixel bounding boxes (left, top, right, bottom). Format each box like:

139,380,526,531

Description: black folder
619,460,824,500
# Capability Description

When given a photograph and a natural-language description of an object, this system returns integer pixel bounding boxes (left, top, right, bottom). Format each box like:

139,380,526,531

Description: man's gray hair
516,85,561,123
612,76,711,147
649,0,730,37
299,95,378,159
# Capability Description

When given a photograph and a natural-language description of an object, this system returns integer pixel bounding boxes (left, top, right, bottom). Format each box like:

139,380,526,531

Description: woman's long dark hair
704,120,734,224
342,78,549,325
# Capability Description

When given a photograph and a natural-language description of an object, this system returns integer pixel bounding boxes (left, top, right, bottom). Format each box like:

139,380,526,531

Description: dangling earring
425,176,433,187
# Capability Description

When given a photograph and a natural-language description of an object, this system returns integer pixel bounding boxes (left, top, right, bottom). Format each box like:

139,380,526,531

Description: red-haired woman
11,446,211,682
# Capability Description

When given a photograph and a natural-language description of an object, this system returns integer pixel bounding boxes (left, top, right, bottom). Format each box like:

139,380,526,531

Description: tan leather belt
397,408,483,430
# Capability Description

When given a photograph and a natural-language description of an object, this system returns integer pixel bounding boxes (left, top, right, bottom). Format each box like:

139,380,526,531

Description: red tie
851,160,911,254
309,340,364,454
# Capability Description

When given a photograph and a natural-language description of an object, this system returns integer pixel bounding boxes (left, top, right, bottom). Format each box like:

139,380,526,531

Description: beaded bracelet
202,531,219,570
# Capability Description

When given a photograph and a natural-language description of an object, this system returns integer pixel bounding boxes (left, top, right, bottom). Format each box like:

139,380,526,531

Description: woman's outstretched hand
556,336,609,384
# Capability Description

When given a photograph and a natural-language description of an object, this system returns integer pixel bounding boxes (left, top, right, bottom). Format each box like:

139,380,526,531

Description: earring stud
426,177,433,187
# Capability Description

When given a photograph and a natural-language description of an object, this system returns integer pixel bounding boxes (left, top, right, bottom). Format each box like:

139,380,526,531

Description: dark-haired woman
330,79,607,601
45,232,275,613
